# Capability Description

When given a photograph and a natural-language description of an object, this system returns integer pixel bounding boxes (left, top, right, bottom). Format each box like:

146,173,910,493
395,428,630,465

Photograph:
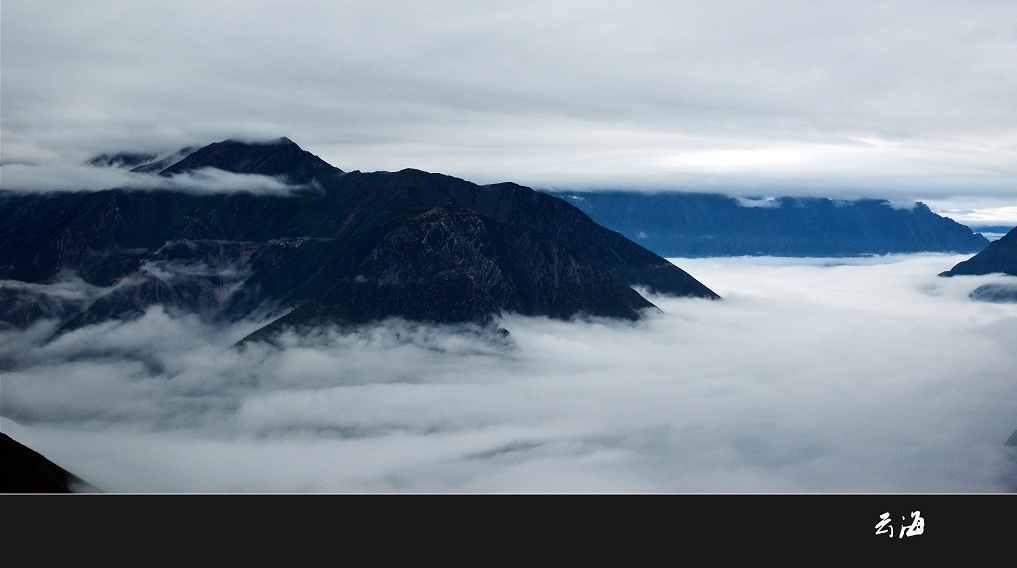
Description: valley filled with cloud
3,254,1015,492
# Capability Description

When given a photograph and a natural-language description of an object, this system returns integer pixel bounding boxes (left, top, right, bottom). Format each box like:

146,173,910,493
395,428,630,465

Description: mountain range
550,191,990,257
0,138,718,338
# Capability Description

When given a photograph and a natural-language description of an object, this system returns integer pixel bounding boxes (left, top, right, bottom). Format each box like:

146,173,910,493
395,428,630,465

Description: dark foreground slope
552,191,989,257
0,433,96,493
0,138,717,338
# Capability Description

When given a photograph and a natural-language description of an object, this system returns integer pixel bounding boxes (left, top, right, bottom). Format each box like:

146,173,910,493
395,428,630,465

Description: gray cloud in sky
3,255,1017,492
2,1,1016,205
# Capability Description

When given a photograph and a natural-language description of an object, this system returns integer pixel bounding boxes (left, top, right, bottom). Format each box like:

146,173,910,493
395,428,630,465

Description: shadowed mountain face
551,191,989,257
940,227,1017,277
0,433,97,493
0,138,717,338
940,226,1017,304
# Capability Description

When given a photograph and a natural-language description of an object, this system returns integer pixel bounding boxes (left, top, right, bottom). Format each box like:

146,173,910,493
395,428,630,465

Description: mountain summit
939,226,1017,303
1,138,718,337
939,226,1017,277
158,137,342,184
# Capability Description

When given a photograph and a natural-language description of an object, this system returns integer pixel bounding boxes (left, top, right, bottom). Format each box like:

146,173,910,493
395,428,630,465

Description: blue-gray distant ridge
548,191,989,258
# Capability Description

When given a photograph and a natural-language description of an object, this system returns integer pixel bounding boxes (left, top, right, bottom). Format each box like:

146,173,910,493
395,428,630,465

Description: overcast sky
4,255,1017,492
2,1,1016,214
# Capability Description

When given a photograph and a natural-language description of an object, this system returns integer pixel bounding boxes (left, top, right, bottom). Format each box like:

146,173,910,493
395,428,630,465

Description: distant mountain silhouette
966,225,1016,241
550,191,989,257
1,138,718,338
968,283,1017,303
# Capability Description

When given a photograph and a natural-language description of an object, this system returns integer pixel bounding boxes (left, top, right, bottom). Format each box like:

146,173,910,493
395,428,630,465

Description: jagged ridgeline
0,138,719,339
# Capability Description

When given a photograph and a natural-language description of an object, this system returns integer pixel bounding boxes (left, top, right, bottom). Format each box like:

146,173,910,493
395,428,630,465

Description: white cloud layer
0,163,303,194
934,206,1017,227
3,255,1017,492
2,1,1016,203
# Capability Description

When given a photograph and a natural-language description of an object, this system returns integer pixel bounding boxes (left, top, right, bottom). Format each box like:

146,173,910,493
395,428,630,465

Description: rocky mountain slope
939,226,1017,303
939,226,1017,277
0,433,96,493
1,138,718,338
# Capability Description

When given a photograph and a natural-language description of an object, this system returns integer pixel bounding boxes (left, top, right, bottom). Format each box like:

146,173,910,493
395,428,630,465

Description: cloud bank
3,255,1016,492
2,1,1016,202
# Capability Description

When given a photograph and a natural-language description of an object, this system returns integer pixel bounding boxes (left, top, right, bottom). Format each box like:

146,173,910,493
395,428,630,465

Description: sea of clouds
2,254,1016,492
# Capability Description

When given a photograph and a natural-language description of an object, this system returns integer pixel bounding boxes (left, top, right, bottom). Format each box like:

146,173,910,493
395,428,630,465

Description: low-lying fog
3,254,1016,492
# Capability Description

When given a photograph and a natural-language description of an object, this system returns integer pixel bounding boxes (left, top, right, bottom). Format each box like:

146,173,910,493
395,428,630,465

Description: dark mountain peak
2,148,720,336
222,136,298,147
940,226,1017,277
159,137,342,184
240,202,660,341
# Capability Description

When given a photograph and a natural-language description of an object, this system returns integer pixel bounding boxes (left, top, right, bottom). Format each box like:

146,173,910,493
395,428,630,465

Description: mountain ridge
939,226,1017,277
550,191,989,257
1,138,718,338
939,226,1017,303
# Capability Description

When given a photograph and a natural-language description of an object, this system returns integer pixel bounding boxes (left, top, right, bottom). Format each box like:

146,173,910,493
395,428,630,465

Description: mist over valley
4,253,1017,492
4,1,1017,494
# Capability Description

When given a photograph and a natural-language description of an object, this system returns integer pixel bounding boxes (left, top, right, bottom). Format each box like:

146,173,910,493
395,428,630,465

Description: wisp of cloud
1,162,303,195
